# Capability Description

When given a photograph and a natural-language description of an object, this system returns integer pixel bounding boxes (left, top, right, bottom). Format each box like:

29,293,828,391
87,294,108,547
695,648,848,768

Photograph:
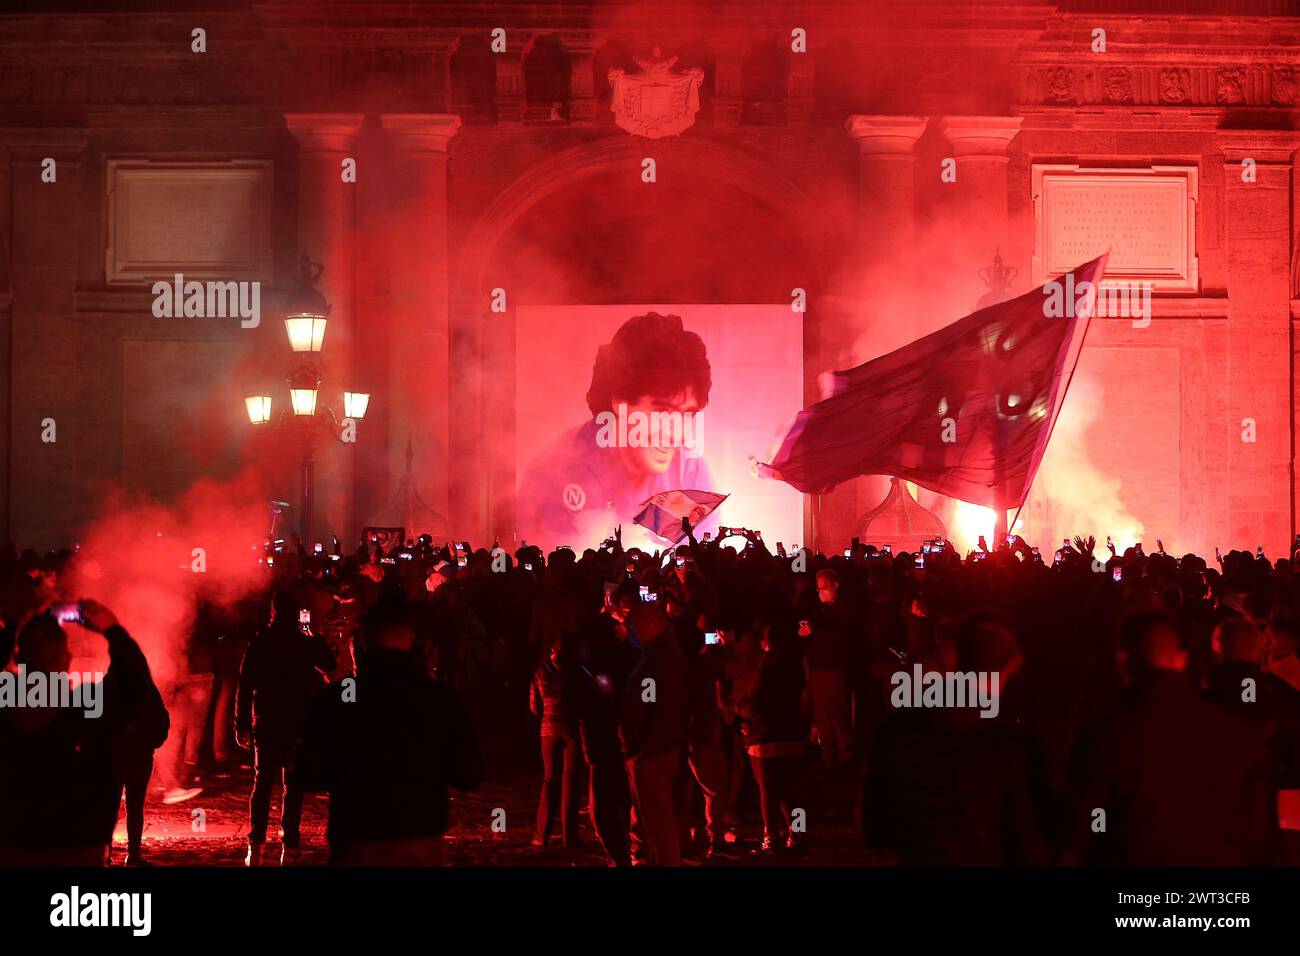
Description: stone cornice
285,112,366,152
381,113,462,153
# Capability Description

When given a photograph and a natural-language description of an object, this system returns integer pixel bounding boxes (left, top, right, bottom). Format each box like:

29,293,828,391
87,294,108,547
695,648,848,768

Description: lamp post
978,249,1018,544
245,254,369,544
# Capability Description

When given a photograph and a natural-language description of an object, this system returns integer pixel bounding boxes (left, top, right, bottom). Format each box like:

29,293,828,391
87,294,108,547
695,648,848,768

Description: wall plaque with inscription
1032,165,1198,293
106,159,273,285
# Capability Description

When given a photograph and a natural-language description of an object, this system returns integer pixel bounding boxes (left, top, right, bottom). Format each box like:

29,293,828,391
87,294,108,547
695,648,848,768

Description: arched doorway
452,137,829,541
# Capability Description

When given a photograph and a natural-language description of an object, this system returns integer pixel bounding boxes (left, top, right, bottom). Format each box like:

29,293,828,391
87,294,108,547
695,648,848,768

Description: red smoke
64,469,272,691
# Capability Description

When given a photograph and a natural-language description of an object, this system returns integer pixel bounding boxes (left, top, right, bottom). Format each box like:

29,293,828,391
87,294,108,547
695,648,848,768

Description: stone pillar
713,49,745,127
565,37,598,124
834,115,927,550
936,116,1023,283
786,53,816,126
285,113,364,545
495,47,524,125
381,114,461,527
1217,131,1296,555
2,129,88,548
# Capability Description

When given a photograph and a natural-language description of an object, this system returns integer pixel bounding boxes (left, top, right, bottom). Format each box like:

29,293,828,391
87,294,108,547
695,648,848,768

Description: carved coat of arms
608,47,704,139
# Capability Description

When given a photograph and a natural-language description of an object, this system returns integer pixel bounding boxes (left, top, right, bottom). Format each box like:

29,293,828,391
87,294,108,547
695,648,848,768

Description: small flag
634,489,728,542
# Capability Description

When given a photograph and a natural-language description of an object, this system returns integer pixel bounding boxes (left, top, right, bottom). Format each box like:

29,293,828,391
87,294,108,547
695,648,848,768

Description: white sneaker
245,842,272,867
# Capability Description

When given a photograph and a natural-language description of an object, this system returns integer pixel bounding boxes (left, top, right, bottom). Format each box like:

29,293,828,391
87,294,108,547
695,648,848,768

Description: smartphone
639,585,650,601
456,556,467,568
1112,567,1123,582
1257,545,1265,558
914,553,925,569
399,552,413,560
676,557,686,567
704,631,720,646
646,590,657,602
313,542,323,554
381,557,396,566
524,562,533,571
881,545,891,555
52,602,83,625
843,548,851,558
1003,534,1014,547
299,608,311,630
329,554,340,562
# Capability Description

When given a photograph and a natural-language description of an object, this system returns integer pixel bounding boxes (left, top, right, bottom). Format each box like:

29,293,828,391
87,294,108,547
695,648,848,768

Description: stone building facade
1,0,1298,555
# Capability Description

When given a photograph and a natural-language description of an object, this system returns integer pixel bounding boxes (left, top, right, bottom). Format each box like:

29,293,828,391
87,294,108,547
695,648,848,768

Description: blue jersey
518,419,721,551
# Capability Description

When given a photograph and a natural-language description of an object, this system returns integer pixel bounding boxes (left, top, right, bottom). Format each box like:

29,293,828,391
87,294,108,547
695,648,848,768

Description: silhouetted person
800,569,854,768
745,622,808,854
1068,610,1274,865
579,595,638,866
620,602,688,866
864,614,1050,865
1206,616,1300,862
0,601,167,866
235,590,334,865
530,636,584,848
295,597,482,865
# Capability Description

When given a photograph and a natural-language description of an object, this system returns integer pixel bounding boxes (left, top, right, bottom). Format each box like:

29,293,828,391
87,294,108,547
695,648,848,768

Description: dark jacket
744,647,807,746
620,634,688,759
1205,661,1300,790
864,707,1051,865
1069,669,1275,866
577,622,638,762
807,599,855,671
294,647,482,846
0,624,166,850
235,623,335,749
530,659,582,737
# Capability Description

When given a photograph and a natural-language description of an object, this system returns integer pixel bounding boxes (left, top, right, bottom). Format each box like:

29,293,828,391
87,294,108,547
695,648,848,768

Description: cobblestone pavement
113,713,892,868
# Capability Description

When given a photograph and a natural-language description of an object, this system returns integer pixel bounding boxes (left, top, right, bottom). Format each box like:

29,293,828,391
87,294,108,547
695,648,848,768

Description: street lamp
245,395,272,425
243,254,370,543
289,366,321,417
342,391,370,420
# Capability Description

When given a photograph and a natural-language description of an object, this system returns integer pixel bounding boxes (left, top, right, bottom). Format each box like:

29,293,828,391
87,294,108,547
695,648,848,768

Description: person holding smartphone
235,590,335,866
0,600,168,867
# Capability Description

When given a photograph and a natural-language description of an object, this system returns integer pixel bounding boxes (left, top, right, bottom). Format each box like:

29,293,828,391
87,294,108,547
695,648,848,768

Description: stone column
381,114,461,527
936,115,1023,279
834,115,927,549
285,113,364,545
564,36,598,124
1217,131,1297,555
495,46,524,124
712,48,745,127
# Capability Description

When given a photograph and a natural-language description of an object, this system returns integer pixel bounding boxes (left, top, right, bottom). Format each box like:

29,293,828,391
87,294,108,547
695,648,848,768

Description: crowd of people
1,520,1299,867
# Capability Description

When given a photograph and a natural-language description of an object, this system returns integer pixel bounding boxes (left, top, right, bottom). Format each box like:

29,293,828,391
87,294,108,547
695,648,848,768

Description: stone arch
455,135,827,301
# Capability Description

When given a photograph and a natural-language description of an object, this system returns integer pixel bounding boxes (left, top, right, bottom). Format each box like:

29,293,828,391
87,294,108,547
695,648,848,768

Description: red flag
760,256,1107,509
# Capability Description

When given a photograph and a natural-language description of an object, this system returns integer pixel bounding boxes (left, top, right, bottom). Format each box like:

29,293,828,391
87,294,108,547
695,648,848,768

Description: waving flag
758,256,1106,510
634,489,728,542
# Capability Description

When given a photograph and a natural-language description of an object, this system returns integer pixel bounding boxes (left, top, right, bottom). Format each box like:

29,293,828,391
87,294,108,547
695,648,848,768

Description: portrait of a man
517,312,721,549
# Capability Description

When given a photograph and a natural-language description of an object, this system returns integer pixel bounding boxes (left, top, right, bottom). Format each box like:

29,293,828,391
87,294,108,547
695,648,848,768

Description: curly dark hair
584,312,711,418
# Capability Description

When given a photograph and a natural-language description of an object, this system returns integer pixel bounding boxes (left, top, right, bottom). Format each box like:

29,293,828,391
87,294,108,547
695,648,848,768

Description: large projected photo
516,305,804,552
